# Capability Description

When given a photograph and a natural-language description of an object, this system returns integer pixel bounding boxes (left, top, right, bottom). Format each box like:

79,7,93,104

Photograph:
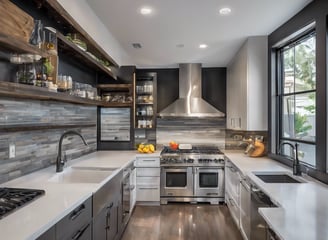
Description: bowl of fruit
169,141,179,150
137,143,155,154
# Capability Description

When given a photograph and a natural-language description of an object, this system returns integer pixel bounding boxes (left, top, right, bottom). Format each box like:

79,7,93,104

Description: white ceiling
86,0,312,68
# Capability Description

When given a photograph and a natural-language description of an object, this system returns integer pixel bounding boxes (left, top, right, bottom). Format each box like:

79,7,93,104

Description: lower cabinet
226,192,240,226
37,169,126,240
37,225,56,240
93,170,123,240
130,165,137,212
136,176,160,202
56,197,92,240
225,158,242,229
36,197,92,240
135,156,160,204
93,201,119,240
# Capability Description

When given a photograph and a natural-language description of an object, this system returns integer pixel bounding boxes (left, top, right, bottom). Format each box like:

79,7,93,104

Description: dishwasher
240,178,276,240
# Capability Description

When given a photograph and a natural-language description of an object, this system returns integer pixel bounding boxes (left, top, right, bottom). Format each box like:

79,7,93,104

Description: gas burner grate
161,145,223,155
0,187,45,219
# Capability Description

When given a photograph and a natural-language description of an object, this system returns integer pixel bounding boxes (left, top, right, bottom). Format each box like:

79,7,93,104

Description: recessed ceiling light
140,7,152,15
199,44,208,49
219,7,231,15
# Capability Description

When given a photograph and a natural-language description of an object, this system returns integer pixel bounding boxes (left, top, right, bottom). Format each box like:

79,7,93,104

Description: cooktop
0,187,45,219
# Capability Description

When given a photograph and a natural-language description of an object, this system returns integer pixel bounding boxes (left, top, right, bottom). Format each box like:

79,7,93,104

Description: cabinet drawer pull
228,198,235,206
142,159,156,162
139,187,158,190
71,223,90,240
228,166,237,172
69,204,85,221
107,202,114,209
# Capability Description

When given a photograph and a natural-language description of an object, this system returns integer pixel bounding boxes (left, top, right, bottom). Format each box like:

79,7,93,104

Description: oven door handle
195,167,224,172
161,167,190,172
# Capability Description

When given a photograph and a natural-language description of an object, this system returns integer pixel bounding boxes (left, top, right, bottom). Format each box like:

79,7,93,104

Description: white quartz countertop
224,151,328,240
0,150,160,240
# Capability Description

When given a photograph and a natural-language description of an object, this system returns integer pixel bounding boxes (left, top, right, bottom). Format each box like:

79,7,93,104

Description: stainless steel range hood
158,63,225,118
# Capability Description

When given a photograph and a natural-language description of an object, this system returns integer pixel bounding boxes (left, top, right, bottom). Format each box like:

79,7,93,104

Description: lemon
143,147,149,153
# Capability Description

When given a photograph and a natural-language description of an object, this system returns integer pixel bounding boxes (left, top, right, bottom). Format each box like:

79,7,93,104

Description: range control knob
187,158,194,163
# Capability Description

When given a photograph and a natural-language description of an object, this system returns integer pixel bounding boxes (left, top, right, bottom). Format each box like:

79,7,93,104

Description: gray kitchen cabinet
226,36,268,131
135,156,160,204
93,201,119,240
36,226,56,240
56,197,92,240
130,163,137,212
36,197,92,240
93,170,123,240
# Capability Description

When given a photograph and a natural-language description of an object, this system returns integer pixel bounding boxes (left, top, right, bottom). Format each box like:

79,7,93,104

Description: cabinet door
240,180,251,240
36,226,55,240
137,168,160,177
93,207,107,240
66,223,92,240
56,197,92,240
136,185,160,202
226,192,240,228
225,161,241,203
130,167,137,212
93,202,118,240
227,53,244,130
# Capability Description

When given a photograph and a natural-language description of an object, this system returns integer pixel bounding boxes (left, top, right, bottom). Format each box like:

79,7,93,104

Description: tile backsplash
0,97,97,183
225,129,268,151
157,117,226,149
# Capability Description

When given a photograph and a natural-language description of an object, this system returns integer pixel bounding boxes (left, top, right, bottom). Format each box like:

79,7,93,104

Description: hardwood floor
121,204,243,240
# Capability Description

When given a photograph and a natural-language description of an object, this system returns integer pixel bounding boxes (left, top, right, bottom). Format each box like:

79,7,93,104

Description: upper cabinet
226,36,268,131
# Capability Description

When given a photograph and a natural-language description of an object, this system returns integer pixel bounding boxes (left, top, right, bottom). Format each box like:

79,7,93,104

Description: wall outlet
9,143,15,158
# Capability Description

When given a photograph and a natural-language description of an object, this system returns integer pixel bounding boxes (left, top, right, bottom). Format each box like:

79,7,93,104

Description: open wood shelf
0,34,49,58
101,102,133,107
0,123,96,132
0,81,131,107
57,32,116,80
97,84,132,91
97,84,133,107
42,0,118,68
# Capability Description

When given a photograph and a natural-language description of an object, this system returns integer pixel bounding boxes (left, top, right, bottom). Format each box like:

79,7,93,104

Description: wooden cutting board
0,0,34,43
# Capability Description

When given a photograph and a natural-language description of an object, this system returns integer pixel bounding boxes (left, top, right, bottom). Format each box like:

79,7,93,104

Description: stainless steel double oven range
160,145,225,204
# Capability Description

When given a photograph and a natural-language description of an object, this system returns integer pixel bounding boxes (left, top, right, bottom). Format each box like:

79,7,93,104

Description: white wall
57,0,131,66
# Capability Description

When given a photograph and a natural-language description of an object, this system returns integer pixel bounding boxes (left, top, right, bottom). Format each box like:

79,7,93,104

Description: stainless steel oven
160,145,225,204
194,167,224,198
160,166,193,198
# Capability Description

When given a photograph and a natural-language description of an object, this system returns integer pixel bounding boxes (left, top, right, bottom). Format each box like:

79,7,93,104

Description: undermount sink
72,166,119,171
48,167,114,184
254,172,305,183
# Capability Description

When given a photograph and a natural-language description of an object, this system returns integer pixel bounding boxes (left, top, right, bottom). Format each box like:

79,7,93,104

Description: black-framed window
277,33,316,166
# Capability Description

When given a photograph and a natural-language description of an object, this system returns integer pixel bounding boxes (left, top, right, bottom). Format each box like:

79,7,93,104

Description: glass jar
29,20,43,49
